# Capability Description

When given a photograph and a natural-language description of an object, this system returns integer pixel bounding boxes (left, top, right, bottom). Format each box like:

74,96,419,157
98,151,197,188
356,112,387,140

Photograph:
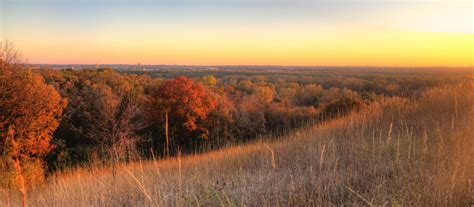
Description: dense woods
11,64,469,171
4,64,471,166
38,67,376,168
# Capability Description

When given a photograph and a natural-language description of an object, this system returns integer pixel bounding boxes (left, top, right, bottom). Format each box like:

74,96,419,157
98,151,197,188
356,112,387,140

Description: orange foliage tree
0,63,66,206
147,76,216,153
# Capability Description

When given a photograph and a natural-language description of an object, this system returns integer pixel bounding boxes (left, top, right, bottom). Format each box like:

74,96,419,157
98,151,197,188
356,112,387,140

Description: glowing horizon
1,0,472,66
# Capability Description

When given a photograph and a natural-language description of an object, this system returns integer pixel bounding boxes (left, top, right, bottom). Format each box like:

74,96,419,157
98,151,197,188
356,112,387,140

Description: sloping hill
5,84,473,206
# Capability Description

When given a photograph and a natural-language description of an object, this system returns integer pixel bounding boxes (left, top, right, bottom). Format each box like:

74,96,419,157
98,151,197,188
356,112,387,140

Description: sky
1,0,473,66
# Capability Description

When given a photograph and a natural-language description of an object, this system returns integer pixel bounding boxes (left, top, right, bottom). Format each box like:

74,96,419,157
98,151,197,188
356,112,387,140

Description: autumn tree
88,89,147,165
147,76,216,154
204,92,238,148
0,64,66,206
199,75,217,87
40,69,149,168
253,86,274,104
295,84,324,106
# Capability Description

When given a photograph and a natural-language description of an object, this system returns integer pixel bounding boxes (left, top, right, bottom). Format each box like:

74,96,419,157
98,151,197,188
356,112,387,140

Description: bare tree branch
0,40,23,66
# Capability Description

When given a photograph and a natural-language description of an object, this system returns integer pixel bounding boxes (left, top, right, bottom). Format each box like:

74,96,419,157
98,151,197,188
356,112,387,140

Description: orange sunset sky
1,0,473,66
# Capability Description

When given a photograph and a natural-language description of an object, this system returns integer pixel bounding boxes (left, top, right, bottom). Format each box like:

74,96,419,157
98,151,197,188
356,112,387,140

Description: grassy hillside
3,83,473,206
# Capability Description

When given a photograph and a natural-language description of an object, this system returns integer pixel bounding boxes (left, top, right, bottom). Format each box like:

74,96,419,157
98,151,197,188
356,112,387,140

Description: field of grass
3,83,473,206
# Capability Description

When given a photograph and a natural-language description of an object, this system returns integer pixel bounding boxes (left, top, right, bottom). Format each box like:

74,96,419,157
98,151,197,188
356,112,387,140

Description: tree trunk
165,111,169,156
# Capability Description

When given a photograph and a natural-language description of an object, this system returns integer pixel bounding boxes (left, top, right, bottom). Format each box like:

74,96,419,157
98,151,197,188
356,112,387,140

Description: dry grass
2,83,473,206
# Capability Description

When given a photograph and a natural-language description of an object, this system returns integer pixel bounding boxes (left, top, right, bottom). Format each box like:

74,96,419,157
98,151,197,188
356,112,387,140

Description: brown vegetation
2,83,471,206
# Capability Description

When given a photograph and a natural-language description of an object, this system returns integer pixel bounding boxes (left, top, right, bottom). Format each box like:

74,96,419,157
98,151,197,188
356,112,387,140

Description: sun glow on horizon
1,0,472,66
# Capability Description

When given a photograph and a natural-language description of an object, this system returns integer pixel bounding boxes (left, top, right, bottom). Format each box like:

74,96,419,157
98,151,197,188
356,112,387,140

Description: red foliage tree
147,76,216,151
1,67,66,206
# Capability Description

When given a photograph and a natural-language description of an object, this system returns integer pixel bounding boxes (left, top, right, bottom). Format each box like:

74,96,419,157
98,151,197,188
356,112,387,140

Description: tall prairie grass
2,83,473,206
